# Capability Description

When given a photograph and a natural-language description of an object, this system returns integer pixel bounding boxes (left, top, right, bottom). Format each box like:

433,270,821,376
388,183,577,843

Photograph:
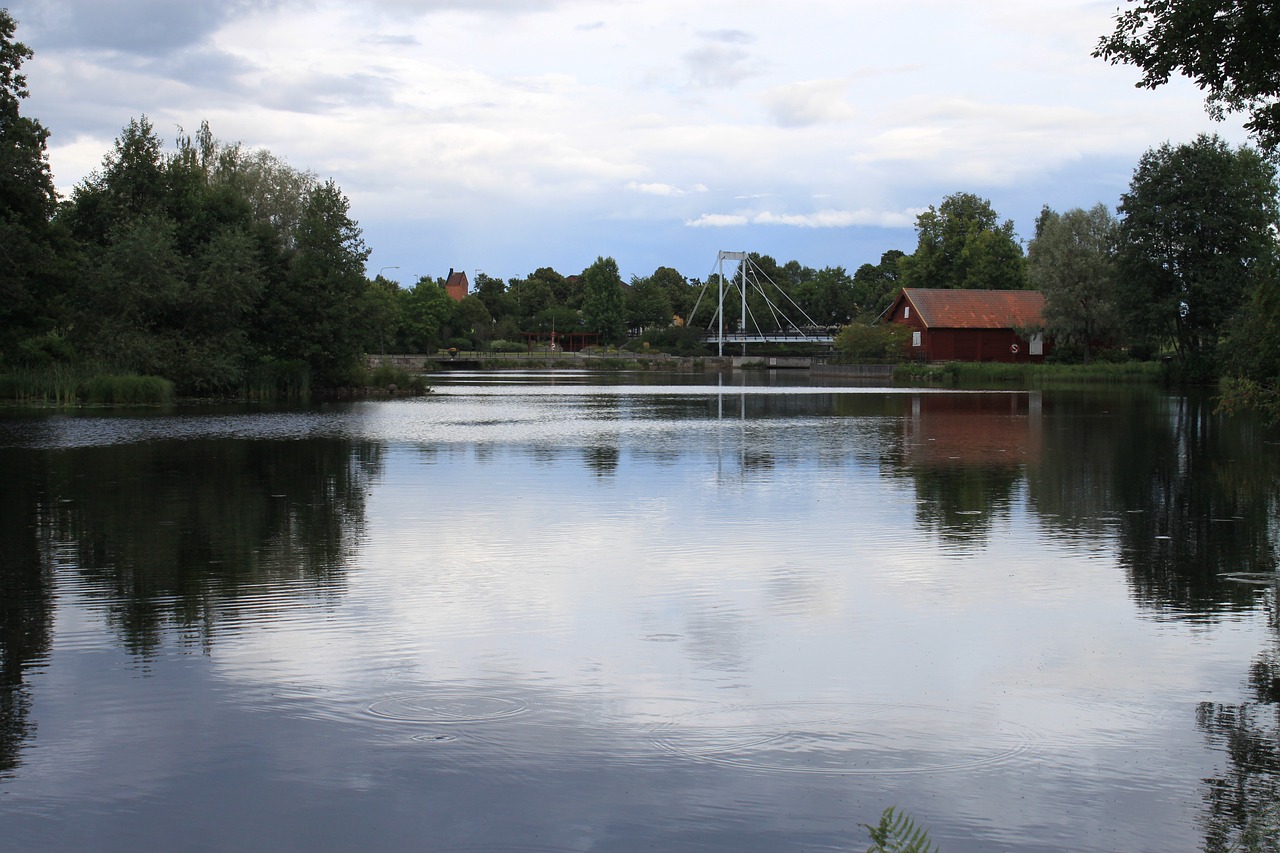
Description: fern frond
861,806,939,853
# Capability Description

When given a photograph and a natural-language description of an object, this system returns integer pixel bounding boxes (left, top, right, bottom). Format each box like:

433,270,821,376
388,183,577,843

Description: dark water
1,371,1278,852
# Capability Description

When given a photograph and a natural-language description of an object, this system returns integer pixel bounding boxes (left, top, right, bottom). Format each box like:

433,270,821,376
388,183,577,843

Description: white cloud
686,208,920,229
686,213,750,228
626,181,708,196
761,79,857,128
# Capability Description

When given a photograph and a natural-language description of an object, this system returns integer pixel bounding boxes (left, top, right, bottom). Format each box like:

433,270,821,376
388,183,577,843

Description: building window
903,306,910,319
912,331,921,347
1030,333,1043,356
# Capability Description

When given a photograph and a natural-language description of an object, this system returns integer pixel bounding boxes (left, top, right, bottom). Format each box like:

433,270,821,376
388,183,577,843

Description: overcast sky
8,0,1251,285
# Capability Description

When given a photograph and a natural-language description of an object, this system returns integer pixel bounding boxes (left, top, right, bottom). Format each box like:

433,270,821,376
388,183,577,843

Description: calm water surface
2,371,1278,852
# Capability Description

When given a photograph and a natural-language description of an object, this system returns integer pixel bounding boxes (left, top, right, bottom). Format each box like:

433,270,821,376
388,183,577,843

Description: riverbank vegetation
2,9,1280,414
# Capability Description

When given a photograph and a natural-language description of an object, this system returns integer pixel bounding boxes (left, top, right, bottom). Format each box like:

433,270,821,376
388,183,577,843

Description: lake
1,370,1277,852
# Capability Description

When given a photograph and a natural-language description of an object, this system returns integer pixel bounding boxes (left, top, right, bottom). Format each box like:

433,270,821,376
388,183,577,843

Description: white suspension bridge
688,251,839,355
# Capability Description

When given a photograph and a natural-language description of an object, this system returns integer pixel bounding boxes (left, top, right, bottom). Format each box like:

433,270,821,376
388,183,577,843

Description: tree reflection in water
1198,597,1280,852
43,438,380,656
0,450,54,779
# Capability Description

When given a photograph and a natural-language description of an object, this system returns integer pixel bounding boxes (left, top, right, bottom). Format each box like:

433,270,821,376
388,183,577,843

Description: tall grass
242,360,311,401
0,366,173,405
894,360,1166,387
81,374,174,405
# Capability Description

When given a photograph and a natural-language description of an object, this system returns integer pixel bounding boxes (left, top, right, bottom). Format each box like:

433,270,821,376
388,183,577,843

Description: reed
0,366,173,406
81,374,174,405
242,360,311,401
894,360,1166,387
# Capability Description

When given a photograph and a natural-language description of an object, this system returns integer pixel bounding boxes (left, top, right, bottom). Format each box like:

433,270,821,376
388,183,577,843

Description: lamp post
378,265,399,281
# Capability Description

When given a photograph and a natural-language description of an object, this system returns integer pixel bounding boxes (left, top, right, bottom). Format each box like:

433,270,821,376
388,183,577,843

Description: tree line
3,6,1280,412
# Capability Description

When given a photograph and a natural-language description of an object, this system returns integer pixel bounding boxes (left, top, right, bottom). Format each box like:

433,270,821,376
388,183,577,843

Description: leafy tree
0,9,67,365
361,275,403,357
852,249,906,319
398,277,454,352
260,179,371,382
453,294,493,347
899,192,1026,290
581,255,626,343
63,117,167,244
512,275,554,325
1027,204,1121,362
212,146,317,250
648,266,699,320
1094,0,1280,155
802,266,857,326
1115,134,1279,377
472,272,508,319
625,272,674,331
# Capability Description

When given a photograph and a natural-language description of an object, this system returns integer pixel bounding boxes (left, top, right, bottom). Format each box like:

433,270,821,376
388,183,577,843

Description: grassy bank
893,360,1167,387
0,366,175,406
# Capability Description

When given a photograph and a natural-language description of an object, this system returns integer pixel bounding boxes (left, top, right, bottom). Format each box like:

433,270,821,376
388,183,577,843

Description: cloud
761,79,856,128
686,208,920,229
685,213,750,228
683,42,762,89
626,181,708,196
10,0,275,56
696,29,755,45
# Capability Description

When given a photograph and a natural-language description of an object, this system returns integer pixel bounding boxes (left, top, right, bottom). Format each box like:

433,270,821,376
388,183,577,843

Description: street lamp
378,265,400,280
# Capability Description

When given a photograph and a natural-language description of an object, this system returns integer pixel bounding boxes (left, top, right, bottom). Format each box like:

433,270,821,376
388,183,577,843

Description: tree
1027,204,1121,362
261,179,372,383
898,192,1026,291
625,273,674,331
1094,1,1280,156
1115,134,1279,376
0,10,65,365
852,249,906,320
581,256,626,344
398,277,454,352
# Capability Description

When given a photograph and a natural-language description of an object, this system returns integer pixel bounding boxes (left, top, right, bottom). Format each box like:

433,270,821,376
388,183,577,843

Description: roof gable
899,288,1045,329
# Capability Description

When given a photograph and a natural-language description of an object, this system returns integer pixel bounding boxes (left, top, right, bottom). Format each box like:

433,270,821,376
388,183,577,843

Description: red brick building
886,288,1050,363
444,269,469,302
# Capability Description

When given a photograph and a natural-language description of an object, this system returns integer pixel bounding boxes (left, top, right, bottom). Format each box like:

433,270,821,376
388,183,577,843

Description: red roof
899,288,1045,329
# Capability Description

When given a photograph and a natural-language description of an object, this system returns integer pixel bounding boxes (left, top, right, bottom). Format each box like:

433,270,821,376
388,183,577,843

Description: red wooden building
886,288,1050,363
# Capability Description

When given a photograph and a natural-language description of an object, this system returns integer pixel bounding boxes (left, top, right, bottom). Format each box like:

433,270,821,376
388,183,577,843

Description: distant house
444,268,469,302
886,288,1049,363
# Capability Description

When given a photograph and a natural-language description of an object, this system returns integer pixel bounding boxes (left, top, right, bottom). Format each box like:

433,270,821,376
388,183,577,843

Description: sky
7,0,1254,287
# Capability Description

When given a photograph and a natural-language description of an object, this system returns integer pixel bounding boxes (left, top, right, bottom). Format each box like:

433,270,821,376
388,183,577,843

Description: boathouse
886,288,1049,363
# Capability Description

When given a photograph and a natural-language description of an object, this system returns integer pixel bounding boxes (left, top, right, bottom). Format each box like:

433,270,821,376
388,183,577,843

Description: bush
81,374,174,405
488,339,527,353
833,322,910,363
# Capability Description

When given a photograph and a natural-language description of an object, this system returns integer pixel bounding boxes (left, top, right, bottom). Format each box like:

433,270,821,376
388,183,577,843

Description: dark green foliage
899,193,1026,291
862,807,938,853
0,9,68,368
625,272,675,331
1094,0,1280,156
1115,134,1279,379
581,256,627,343
853,250,906,319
